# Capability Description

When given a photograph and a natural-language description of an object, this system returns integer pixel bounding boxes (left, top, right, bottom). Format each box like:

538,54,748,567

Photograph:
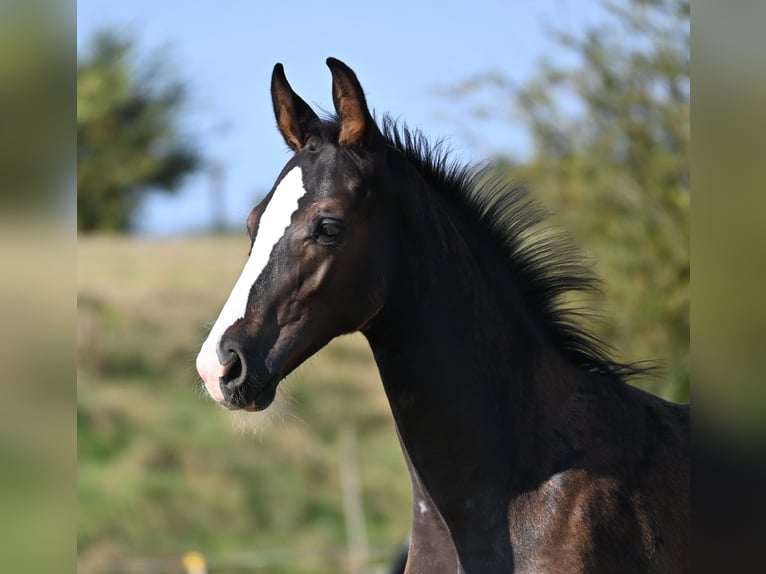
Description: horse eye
316,219,344,245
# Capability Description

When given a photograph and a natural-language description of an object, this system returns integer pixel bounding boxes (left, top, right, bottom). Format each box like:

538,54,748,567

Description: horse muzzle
196,337,279,411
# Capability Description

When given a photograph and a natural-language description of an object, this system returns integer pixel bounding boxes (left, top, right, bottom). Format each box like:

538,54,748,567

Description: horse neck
363,172,584,519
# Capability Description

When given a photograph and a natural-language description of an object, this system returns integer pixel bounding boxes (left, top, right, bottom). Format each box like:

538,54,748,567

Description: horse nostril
222,352,244,385
218,340,246,387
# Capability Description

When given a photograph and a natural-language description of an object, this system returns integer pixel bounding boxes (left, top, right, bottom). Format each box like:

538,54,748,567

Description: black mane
377,116,648,381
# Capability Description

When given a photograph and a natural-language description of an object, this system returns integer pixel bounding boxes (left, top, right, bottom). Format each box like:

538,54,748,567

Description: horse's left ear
326,57,381,148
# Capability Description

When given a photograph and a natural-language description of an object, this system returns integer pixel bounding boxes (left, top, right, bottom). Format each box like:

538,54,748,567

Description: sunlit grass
77,235,410,574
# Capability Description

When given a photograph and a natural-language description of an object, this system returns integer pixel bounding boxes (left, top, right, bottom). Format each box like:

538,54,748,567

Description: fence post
339,426,370,574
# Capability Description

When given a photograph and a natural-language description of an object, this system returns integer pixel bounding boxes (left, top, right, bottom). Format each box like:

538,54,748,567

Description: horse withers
196,58,689,573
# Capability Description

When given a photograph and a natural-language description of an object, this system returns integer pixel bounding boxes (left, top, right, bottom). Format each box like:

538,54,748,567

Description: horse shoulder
509,383,689,572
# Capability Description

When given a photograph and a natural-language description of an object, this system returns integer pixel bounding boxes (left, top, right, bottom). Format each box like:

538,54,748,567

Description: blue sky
77,0,608,235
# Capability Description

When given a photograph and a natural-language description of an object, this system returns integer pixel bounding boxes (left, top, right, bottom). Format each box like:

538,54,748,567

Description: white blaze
196,167,307,401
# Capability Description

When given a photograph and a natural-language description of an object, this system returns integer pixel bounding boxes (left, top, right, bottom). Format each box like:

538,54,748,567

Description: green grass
77,235,410,573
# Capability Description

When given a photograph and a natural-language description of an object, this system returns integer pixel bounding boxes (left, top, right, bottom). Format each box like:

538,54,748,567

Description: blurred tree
0,0,70,211
77,31,200,232
449,0,689,400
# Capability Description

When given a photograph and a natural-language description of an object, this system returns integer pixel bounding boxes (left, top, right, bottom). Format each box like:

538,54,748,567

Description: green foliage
77,31,200,232
451,0,689,401
0,0,71,210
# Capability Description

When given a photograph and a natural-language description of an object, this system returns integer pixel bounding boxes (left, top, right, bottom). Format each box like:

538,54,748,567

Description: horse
196,58,689,573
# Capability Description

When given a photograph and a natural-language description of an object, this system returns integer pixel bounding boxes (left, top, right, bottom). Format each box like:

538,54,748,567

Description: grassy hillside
77,236,411,573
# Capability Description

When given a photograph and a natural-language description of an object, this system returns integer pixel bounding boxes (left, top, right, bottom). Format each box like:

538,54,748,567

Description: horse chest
407,511,463,574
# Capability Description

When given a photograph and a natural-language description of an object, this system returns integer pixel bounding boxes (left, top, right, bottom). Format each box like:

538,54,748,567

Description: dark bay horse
196,58,689,573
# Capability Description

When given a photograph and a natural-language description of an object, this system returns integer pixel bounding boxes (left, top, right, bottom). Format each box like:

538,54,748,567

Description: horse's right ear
271,63,319,152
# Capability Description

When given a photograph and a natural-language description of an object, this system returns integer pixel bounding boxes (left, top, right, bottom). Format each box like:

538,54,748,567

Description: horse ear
271,63,319,152
326,57,380,148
